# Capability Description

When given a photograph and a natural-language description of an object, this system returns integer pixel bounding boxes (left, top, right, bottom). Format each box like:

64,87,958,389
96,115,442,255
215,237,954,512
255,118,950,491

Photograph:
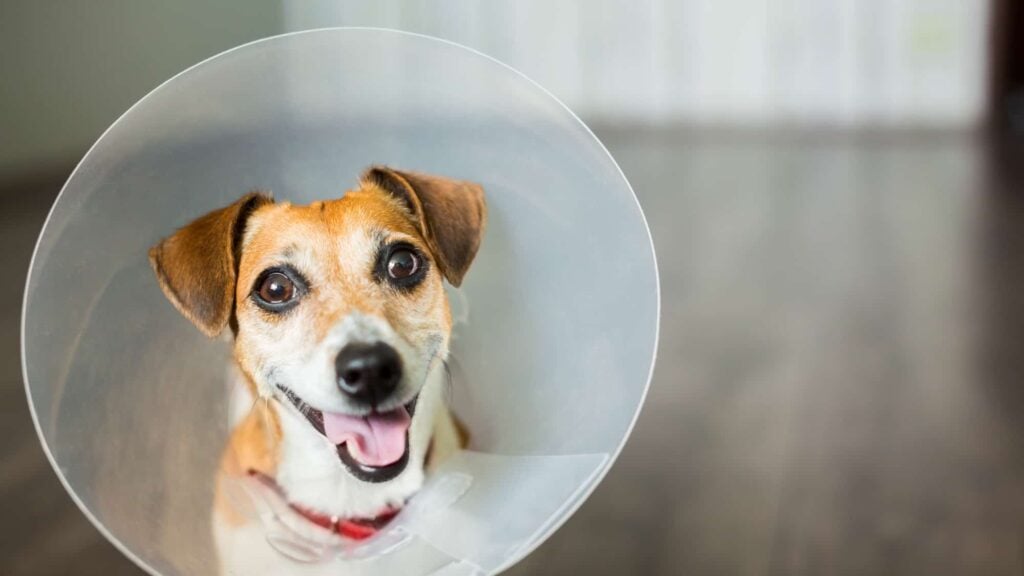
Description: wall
0,1,281,176
284,0,991,128
0,1,992,177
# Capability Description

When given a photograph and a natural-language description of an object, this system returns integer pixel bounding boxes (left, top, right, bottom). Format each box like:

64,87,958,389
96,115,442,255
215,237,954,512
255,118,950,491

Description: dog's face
149,167,485,512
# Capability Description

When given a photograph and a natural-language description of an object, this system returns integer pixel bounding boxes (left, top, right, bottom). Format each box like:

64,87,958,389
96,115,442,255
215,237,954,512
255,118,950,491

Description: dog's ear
148,192,273,337
362,166,487,287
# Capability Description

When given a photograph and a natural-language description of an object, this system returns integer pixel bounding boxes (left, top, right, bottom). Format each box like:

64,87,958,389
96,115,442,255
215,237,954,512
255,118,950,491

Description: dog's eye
387,248,421,280
257,272,295,304
251,266,306,313
375,243,428,290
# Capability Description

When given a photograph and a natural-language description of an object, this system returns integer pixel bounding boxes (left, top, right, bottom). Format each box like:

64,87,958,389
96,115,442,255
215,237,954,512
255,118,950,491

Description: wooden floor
2,130,1023,575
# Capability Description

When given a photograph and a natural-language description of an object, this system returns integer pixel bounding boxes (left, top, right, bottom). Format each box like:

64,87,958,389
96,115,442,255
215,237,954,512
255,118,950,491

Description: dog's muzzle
277,342,418,483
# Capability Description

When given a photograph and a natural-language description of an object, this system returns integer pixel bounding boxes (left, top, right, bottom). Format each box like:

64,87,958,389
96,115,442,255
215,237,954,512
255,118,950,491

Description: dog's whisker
441,358,454,405
259,396,283,444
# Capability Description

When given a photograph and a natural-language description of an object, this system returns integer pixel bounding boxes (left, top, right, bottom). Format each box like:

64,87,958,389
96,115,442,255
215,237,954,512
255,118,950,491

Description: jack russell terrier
149,166,485,569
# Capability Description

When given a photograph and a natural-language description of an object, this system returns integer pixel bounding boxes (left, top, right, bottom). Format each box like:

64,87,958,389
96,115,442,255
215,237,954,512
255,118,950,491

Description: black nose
335,342,402,404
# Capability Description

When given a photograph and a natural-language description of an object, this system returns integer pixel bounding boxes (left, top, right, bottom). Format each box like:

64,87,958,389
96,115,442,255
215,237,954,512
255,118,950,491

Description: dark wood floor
2,130,1023,575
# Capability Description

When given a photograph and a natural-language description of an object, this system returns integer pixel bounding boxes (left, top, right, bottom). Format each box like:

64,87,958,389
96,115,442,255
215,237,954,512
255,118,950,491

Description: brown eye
257,272,295,304
387,248,420,280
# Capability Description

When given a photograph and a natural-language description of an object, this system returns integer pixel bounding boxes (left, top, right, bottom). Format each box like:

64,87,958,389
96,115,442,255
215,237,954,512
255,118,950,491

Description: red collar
248,470,400,540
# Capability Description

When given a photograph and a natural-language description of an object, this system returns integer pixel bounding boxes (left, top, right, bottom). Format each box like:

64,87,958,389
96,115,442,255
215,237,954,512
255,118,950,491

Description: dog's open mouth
278,386,418,483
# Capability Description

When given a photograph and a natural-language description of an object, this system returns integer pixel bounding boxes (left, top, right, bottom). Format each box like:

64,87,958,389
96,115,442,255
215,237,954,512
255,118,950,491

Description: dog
148,166,485,572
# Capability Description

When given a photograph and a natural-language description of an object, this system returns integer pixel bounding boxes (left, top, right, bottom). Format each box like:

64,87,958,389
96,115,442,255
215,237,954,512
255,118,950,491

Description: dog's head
149,167,485,505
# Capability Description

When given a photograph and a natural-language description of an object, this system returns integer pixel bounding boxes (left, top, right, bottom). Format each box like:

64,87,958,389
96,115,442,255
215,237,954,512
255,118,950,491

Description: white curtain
284,0,990,128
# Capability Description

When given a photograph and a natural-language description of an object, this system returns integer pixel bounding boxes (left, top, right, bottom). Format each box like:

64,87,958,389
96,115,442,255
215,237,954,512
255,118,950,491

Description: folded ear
361,166,487,287
148,192,272,337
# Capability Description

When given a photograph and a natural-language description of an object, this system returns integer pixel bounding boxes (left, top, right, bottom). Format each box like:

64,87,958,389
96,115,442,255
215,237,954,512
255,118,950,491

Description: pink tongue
322,408,411,467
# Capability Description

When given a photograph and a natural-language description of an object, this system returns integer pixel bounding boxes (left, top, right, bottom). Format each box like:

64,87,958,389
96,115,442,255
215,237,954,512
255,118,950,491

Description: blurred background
2,1,1022,574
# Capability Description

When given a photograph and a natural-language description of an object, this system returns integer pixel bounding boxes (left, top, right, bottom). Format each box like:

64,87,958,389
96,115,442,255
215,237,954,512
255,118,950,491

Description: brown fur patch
215,375,282,526
149,192,272,337
361,166,487,287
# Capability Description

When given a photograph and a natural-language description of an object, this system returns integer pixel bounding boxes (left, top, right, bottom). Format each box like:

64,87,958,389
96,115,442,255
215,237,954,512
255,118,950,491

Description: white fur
274,312,433,415
273,361,446,518
226,364,253,428
231,309,448,518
